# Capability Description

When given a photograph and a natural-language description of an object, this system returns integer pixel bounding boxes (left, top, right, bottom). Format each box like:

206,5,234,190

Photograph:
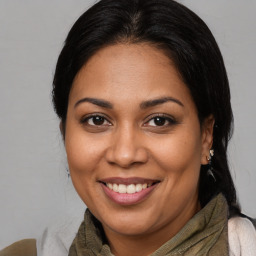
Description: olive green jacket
0,239,36,256
1,194,255,256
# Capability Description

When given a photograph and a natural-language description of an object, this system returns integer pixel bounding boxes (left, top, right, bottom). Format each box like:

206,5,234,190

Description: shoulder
0,212,83,256
37,211,84,256
0,239,36,256
228,216,256,256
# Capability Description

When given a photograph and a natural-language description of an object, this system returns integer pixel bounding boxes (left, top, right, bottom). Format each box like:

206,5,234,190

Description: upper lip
99,177,160,185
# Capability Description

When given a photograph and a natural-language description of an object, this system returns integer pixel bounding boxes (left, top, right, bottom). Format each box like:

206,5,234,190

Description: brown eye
147,116,169,126
145,114,177,128
91,116,105,125
153,117,166,126
83,115,111,126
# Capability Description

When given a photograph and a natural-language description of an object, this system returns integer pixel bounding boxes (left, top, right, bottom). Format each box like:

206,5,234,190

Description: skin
64,43,214,256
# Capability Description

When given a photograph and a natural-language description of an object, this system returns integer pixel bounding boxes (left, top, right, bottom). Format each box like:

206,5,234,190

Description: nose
105,125,148,168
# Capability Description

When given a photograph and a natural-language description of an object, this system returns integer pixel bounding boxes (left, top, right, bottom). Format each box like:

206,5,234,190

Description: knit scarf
68,193,228,256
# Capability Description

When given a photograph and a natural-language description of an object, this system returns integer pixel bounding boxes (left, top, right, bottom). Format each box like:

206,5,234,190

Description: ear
200,115,215,165
59,121,65,140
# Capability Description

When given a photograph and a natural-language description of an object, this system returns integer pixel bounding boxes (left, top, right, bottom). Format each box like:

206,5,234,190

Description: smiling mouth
99,178,160,205
99,177,160,194
103,182,157,194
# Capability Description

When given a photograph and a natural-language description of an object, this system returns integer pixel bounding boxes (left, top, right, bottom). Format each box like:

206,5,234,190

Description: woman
1,0,255,255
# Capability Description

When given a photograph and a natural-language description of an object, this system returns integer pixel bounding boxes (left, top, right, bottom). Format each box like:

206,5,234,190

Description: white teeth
113,183,118,192
142,183,147,189
107,183,113,190
135,184,142,192
106,182,154,194
127,184,136,194
118,184,127,194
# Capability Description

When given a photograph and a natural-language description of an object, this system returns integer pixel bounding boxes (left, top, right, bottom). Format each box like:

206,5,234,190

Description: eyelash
80,113,177,128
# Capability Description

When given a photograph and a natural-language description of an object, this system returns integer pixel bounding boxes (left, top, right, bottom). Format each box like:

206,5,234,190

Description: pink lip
100,177,159,185
100,182,159,206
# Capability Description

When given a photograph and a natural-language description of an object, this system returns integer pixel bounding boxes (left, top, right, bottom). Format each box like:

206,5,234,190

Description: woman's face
65,43,213,240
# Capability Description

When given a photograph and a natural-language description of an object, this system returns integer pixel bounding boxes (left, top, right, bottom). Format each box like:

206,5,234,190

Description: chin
92,206,160,236
104,218,154,236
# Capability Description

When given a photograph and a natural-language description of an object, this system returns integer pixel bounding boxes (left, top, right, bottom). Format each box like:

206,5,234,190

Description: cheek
66,139,98,171
64,130,107,207
65,121,104,173
64,125,106,200
151,130,202,175
149,128,203,207
152,132,202,209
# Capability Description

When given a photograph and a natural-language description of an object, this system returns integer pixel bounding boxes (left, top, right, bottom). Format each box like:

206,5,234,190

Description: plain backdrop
0,0,255,249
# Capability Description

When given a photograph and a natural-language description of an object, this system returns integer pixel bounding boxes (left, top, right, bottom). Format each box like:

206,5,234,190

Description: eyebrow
74,97,113,109
140,97,184,109
74,96,183,109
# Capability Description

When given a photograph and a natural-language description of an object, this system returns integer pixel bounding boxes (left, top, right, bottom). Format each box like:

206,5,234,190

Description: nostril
105,136,149,167
105,149,141,168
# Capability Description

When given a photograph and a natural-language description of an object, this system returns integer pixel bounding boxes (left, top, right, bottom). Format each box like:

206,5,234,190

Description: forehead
69,43,193,107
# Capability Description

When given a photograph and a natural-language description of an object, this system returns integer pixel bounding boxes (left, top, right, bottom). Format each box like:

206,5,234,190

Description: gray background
0,0,255,248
